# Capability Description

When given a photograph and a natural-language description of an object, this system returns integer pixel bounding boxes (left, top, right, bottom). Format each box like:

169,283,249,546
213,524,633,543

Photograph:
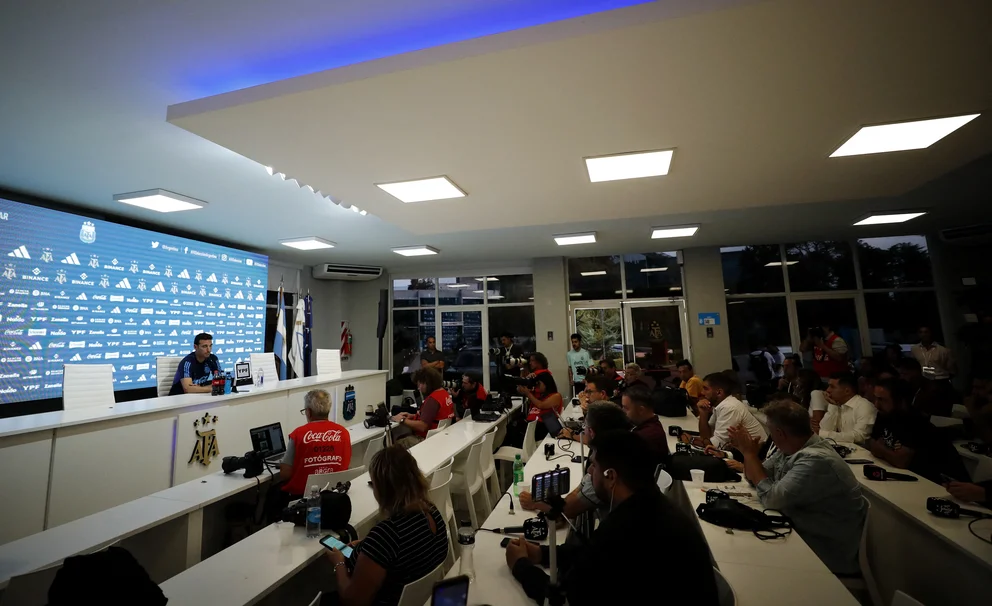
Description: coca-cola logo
302,429,343,444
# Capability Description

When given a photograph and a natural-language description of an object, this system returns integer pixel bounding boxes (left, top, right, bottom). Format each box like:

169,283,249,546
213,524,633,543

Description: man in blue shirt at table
169,332,220,395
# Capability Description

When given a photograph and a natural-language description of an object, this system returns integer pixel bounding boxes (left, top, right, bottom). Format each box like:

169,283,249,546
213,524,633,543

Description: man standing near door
801,323,849,379
420,336,445,371
566,333,592,395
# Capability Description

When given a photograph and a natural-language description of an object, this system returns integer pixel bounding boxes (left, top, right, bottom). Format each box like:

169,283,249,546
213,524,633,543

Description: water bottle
513,454,524,496
257,369,264,388
457,522,475,582
306,485,321,538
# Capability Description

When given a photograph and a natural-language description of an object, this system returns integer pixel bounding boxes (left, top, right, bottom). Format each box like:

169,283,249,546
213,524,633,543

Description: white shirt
910,342,955,380
809,390,829,415
707,396,768,449
818,394,876,445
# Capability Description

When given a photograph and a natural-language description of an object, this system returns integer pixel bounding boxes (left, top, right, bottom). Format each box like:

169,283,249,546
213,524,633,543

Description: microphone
863,464,918,482
927,497,989,519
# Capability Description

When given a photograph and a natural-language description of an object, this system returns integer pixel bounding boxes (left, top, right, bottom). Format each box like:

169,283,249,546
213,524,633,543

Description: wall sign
188,411,220,467
697,313,721,326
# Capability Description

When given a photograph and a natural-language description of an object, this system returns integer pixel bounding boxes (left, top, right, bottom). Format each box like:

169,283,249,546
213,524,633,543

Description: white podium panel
0,432,53,543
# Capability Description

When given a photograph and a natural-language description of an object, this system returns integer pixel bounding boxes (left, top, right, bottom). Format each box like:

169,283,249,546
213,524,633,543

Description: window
574,308,622,364
726,297,792,377
486,274,534,303
858,236,932,289
487,306,536,388
864,291,941,354
438,276,484,306
391,309,437,376
441,311,483,376
623,252,682,298
785,241,856,291
721,245,785,294
392,278,436,308
567,256,622,301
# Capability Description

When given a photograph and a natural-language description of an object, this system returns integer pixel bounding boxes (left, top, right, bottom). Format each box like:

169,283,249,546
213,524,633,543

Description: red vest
813,334,849,377
527,370,562,421
414,388,454,438
283,420,352,495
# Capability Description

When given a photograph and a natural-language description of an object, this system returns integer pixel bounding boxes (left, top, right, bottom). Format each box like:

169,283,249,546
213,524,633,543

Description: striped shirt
354,505,448,606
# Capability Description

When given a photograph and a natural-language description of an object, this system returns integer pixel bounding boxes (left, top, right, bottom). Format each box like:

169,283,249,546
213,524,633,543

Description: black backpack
666,453,742,483
654,384,690,417
748,351,773,382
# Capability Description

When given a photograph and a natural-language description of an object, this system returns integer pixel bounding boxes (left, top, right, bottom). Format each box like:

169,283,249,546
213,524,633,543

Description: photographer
393,367,454,447
452,371,487,420
493,332,524,392
801,323,849,379
507,353,563,445
597,358,622,398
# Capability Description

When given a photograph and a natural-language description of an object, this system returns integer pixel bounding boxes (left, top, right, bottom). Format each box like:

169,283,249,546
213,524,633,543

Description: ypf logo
188,411,220,467
79,221,96,244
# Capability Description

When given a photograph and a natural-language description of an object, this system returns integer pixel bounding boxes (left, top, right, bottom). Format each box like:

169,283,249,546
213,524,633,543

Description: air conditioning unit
312,263,383,281
939,224,992,246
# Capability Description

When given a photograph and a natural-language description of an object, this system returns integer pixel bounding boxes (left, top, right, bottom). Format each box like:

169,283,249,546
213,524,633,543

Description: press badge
922,366,937,378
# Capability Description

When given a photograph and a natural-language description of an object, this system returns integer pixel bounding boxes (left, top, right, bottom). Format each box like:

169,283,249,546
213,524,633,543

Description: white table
954,439,992,482
159,406,519,606
0,425,384,592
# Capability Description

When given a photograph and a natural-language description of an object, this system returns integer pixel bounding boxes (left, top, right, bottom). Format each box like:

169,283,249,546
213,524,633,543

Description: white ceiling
1,0,990,271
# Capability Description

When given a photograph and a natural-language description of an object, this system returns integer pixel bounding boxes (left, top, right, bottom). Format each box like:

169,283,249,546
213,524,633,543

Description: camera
441,379,460,390
505,356,529,368
488,347,504,356
584,364,602,376
364,402,390,429
501,373,539,389
807,327,825,340
222,450,264,478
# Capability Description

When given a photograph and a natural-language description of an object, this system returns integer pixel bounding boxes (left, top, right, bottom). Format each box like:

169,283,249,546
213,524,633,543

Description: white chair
428,476,457,573
62,363,114,410
315,349,342,375
655,467,674,495
155,356,184,397
397,561,445,606
308,592,322,606
951,403,970,419
480,428,501,504
362,436,385,469
450,436,492,528
841,498,881,606
494,420,538,487
426,428,444,439
929,415,963,428
713,567,737,606
891,590,926,606
437,418,452,430
0,562,62,606
249,352,278,385
430,457,458,553
306,466,367,492
492,416,507,451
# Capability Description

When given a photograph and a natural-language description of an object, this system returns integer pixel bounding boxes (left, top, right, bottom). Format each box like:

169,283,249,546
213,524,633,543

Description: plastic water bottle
457,522,476,582
306,485,321,538
512,454,524,497
257,369,264,388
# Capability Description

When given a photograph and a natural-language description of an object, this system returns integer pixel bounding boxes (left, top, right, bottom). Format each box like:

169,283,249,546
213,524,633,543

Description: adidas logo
169,329,178,336
116,278,132,289
206,273,217,282
255,293,264,301
29,342,42,350
151,282,165,292
177,269,190,279
70,353,82,362
141,319,150,326
7,245,30,259
76,293,87,301
61,253,81,265
234,291,244,299
137,374,147,382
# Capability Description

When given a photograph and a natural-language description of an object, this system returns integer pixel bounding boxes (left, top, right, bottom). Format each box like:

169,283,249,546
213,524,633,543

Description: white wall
532,257,570,381
681,247,732,376
338,275,389,372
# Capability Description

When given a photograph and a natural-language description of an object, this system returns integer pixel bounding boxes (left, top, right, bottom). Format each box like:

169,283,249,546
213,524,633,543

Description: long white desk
0,423,385,594
0,369,387,544
158,404,520,606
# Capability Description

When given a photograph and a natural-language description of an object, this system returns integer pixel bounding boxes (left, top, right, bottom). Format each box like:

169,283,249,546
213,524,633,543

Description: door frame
619,299,692,368
788,292,870,359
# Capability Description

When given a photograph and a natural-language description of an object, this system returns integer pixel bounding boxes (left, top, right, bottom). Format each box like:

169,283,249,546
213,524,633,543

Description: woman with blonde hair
325,445,448,606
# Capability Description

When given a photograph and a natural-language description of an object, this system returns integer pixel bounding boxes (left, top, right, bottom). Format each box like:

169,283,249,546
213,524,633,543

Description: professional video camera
222,450,264,478
441,379,460,390
488,346,505,357
364,402,390,429
807,327,825,340
280,481,354,530
583,364,602,376
501,373,540,389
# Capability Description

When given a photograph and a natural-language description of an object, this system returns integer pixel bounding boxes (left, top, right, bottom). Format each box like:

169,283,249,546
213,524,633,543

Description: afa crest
188,411,220,467
79,221,96,244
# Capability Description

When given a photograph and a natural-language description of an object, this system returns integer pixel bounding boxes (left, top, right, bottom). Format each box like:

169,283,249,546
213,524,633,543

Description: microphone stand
544,495,568,606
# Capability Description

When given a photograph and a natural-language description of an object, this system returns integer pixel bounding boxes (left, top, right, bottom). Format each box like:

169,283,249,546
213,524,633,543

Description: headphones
603,469,614,478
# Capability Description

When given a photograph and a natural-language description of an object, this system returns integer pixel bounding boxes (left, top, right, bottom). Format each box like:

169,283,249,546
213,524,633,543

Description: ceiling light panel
585,150,674,182
853,212,927,226
554,233,596,246
651,225,698,239
392,245,439,257
113,189,206,213
830,114,980,157
279,237,336,250
640,267,669,273
580,271,607,277
377,176,466,203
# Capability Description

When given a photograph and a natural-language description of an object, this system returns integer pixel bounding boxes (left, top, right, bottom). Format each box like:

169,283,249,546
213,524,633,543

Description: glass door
570,303,622,365
621,301,690,373
440,310,485,382
792,295,865,370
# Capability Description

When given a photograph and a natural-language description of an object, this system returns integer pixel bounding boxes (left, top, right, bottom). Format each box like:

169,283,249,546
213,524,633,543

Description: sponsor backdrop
0,197,268,404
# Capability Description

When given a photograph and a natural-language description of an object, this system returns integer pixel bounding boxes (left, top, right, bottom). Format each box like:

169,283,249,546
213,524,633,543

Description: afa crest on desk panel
188,411,220,466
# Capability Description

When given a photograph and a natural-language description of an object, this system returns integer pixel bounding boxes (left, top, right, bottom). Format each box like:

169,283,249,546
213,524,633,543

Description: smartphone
500,537,511,548
319,534,354,558
843,459,874,465
431,575,470,606
939,473,959,484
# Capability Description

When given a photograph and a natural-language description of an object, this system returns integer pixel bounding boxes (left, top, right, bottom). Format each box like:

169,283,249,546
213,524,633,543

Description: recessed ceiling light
764,261,799,267
113,189,206,213
528,297,534,300
640,267,669,273
554,232,596,246
489,295,504,300
853,212,927,226
569,293,582,297
727,301,745,305
651,225,698,239
392,245,439,257
447,284,470,289
830,114,980,157
585,150,674,182
474,277,498,282
376,176,466,203
473,290,485,294
581,271,607,277
279,237,336,250
669,287,682,291
614,290,633,294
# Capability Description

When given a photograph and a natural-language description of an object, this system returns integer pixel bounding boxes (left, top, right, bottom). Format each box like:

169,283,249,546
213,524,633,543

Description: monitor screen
0,197,269,404
249,422,285,456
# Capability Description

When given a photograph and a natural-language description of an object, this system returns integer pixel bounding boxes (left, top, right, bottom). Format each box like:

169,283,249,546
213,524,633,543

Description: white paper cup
690,468,705,487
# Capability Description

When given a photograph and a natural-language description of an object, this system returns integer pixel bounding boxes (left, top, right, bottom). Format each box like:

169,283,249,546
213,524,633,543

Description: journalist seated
280,389,352,498
729,399,866,575
621,385,670,465
690,372,766,450
325,445,448,606
453,370,487,420
392,367,455,447
507,431,719,605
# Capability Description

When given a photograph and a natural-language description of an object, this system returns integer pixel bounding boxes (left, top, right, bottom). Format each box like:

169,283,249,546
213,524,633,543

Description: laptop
249,422,286,465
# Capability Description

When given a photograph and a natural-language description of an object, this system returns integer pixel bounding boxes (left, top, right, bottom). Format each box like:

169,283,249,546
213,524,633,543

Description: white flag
287,298,306,378
274,287,288,380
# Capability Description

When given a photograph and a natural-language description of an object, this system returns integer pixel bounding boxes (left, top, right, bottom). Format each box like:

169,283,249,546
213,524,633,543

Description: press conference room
1,1,991,605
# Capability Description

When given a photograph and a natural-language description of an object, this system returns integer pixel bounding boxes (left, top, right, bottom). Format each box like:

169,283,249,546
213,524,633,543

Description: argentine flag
286,297,306,378
273,287,288,380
